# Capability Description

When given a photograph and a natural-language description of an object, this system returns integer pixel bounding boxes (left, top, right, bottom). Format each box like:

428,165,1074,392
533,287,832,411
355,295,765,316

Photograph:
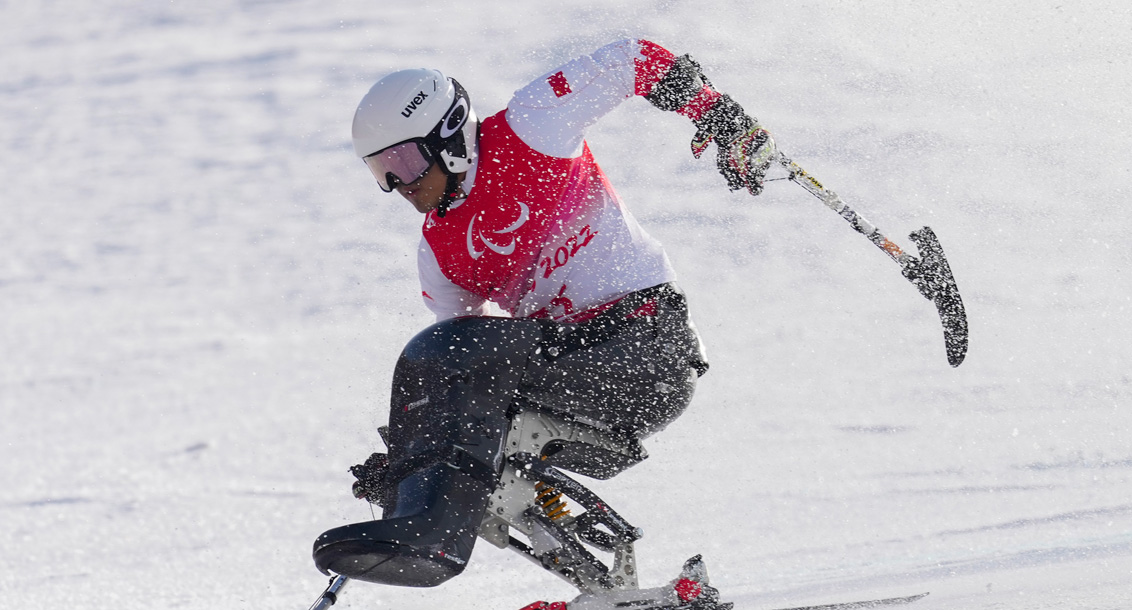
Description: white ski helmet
352,68,478,177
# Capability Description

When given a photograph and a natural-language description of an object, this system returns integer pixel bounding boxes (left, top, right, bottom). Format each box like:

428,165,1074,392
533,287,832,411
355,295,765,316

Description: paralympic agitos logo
466,202,530,260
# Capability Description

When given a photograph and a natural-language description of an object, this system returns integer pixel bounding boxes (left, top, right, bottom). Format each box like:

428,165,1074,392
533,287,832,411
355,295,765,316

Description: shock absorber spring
534,481,572,521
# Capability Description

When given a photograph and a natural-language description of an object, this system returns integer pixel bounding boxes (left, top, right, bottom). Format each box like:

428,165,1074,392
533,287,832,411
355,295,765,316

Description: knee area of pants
400,317,542,370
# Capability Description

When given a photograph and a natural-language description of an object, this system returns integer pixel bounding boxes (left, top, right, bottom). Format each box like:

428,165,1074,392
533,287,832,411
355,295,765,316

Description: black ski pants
383,283,708,491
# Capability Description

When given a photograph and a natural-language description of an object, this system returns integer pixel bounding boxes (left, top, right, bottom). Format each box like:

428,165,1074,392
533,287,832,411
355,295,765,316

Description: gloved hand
349,452,390,506
644,53,777,196
690,95,777,196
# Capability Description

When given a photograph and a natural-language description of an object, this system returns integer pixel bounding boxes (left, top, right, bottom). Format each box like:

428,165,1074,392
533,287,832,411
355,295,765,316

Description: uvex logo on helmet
401,91,428,118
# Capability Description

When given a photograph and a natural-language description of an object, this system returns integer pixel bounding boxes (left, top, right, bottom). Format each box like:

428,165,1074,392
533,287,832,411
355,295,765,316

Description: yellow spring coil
534,481,572,521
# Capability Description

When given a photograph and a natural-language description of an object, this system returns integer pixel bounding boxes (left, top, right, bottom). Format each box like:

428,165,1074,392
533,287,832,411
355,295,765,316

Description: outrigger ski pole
308,574,349,610
773,153,969,367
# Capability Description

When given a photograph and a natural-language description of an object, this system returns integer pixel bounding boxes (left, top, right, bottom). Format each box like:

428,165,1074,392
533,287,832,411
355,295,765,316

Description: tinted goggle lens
363,141,434,192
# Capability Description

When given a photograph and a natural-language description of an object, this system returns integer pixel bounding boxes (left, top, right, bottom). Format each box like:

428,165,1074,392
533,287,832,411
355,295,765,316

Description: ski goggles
363,140,435,192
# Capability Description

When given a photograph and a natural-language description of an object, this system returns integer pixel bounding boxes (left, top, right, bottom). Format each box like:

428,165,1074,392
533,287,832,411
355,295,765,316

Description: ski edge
769,591,929,610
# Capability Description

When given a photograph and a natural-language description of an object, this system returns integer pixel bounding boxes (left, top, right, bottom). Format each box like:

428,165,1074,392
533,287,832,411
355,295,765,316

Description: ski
770,592,929,610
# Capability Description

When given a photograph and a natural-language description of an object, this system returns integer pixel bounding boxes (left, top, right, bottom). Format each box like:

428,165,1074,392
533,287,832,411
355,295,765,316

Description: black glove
690,95,777,196
349,452,390,507
646,55,777,196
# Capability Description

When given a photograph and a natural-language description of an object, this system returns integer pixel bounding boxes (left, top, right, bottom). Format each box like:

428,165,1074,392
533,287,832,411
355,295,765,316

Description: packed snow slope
3,1,1131,608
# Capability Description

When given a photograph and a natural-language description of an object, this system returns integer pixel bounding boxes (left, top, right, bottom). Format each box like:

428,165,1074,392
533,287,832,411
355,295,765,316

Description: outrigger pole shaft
308,575,350,610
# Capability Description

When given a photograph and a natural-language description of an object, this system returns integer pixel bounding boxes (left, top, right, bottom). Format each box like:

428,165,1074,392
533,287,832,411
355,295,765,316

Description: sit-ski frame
310,410,652,609
480,409,649,593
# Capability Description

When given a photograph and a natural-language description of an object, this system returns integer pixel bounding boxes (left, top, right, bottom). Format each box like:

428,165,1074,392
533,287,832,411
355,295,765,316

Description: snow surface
3,1,1132,608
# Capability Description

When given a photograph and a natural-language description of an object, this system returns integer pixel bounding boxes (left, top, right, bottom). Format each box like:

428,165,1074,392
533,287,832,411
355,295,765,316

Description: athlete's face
395,163,450,214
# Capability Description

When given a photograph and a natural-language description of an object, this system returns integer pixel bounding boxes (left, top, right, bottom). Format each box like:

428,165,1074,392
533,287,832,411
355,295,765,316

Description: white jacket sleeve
418,236,490,321
506,39,646,158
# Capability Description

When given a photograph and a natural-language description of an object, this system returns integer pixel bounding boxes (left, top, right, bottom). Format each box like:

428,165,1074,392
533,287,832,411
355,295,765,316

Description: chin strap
435,172,463,218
